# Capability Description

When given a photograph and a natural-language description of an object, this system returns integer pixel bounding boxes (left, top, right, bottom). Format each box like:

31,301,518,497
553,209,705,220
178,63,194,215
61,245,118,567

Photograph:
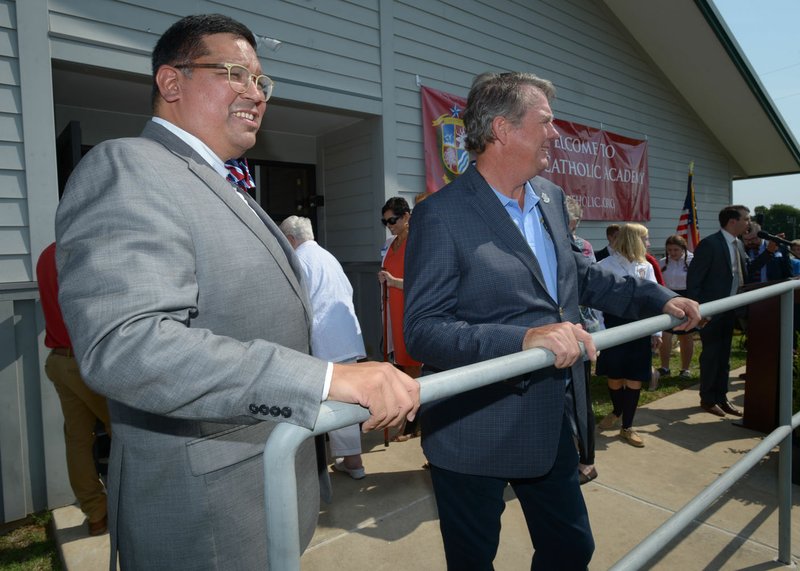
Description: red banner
420,87,649,220
543,120,649,221
421,86,469,193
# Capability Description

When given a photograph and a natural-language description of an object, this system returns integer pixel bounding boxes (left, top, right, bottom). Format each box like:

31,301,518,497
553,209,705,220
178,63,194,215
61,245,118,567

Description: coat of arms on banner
421,86,470,193
433,110,469,180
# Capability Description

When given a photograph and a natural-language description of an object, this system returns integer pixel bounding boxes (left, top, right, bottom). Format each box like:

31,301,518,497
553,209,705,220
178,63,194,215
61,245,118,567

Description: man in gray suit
55,14,419,569
404,72,701,570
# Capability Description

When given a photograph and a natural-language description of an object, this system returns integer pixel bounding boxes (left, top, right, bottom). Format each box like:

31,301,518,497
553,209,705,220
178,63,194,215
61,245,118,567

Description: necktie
731,239,742,294
225,158,255,192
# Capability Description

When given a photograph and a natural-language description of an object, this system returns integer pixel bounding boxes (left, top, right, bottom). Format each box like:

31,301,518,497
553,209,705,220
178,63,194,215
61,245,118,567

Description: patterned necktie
224,158,255,192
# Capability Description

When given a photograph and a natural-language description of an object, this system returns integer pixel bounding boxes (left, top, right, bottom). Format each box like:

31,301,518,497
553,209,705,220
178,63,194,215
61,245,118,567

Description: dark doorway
54,124,318,233
56,121,83,198
249,161,319,234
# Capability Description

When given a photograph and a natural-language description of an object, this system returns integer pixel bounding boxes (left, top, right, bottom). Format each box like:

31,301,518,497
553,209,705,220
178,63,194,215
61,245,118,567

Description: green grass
0,512,62,571
590,332,747,421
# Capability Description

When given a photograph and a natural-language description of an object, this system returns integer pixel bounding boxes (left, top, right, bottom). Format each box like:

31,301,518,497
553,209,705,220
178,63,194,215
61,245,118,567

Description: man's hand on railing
662,297,702,331
522,322,597,368
327,362,420,432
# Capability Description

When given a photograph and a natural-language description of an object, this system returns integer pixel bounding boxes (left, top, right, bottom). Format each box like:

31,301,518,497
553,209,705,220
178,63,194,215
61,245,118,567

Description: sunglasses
381,215,401,226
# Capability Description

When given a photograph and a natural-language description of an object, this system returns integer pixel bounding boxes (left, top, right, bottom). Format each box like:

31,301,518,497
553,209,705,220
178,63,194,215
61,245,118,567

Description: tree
753,203,800,240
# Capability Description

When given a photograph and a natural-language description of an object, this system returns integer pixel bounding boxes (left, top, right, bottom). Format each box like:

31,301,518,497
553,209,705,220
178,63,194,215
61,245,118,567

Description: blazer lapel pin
541,192,550,204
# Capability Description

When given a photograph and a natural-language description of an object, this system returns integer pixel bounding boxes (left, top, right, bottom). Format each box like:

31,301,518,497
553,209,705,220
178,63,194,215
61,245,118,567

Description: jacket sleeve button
259,404,269,415
249,404,259,414
270,406,281,417
281,407,292,418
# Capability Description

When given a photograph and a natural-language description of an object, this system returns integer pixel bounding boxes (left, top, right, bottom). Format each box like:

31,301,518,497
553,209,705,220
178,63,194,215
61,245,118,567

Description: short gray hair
743,221,760,238
279,215,314,243
464,71,556,154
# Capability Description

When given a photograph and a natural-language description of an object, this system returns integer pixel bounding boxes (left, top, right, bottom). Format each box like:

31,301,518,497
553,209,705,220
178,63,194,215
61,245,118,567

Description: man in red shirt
37,242,111,536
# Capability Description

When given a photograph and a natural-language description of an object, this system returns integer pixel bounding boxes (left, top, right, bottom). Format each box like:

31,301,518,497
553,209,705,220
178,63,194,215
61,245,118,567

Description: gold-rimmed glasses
174,62,274,101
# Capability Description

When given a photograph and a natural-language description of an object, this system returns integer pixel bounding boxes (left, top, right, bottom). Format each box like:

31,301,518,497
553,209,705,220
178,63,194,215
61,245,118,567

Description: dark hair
151,14,256,108
664,234,689,271
605,223,621,238
382,197,411,216
718,205,749,228
463,72,556,154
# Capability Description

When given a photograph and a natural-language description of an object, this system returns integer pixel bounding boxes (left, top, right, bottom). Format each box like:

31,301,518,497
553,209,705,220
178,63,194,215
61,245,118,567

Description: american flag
677,162,701,252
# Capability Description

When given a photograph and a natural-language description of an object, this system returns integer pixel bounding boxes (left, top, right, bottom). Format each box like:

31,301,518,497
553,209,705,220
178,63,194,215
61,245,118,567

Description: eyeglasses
381,215,401,226
174,62,274,101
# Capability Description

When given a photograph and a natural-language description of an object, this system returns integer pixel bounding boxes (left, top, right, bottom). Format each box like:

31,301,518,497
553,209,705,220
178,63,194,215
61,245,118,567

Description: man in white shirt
280,215,368,479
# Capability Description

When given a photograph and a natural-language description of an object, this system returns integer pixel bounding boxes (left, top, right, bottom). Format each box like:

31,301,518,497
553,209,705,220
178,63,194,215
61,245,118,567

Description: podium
740,279,798,433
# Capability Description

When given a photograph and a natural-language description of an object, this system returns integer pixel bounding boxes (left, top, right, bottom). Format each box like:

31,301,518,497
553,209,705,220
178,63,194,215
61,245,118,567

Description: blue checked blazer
404,165,674,478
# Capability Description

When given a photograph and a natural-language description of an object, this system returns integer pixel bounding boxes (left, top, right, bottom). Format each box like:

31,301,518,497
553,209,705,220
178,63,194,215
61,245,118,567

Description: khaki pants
45,351,111,523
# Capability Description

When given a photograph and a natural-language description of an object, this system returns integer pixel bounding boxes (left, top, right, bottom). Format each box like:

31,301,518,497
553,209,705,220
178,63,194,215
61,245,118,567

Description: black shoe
700,402,726,417
719,401,743,417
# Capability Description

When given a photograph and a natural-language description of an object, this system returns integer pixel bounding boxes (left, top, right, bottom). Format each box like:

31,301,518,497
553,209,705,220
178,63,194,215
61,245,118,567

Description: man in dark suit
404,71,701,571
686,205,751,417
742,222,791,283
594,223,620,262
55,14,418,569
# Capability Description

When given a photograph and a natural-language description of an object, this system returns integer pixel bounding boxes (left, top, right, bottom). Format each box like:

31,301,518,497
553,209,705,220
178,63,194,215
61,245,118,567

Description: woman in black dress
595,223,662,448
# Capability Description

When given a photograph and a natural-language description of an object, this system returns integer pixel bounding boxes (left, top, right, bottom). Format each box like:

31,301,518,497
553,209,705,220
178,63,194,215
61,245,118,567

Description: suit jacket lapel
463,166,553,301
140,122,311,317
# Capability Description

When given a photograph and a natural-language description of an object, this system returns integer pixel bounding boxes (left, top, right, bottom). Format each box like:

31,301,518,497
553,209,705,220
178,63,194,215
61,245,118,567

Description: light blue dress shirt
491,182,559,302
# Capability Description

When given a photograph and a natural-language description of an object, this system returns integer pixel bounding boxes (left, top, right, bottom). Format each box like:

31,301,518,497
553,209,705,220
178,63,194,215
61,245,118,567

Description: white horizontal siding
49,0,384,102
0,256,29,281
0,0,27,269
321,119,381,262
389,0,735,249
0,226,25,253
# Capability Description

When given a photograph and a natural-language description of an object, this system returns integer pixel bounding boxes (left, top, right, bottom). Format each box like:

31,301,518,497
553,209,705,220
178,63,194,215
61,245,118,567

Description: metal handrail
264,279,800,570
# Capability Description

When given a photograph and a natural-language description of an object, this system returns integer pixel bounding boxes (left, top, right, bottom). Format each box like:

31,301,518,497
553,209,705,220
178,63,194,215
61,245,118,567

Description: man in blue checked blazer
404,71,701,571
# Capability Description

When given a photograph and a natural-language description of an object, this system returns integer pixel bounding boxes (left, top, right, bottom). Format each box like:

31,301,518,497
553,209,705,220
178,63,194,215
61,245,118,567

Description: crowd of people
43,11,797,571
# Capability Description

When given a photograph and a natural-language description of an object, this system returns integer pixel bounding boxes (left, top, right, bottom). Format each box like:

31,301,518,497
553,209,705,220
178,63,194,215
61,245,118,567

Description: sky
713,0,800,211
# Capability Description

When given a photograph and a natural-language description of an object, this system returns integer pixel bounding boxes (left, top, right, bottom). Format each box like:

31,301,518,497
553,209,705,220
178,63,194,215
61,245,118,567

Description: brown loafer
700,402,726,417
719,401,743,417
88,515,108,536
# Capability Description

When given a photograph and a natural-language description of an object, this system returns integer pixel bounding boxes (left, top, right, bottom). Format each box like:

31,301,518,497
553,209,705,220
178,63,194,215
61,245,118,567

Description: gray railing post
263,401,372,571
263,422,309,571
777,289,793,564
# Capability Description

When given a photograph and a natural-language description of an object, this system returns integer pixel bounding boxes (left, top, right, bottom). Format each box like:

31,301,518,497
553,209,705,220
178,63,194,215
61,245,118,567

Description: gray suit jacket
55,121,328,569
404,165,674,478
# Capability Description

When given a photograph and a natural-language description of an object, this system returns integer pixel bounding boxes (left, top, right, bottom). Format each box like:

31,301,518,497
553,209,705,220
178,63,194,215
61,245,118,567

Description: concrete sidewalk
52,370,800,570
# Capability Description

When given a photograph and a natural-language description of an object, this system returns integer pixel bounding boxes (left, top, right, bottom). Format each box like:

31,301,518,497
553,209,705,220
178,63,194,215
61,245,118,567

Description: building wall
8,0,743,279
0,0,26,281
0,0,750,521
388,0,735,249
0,0,74,524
